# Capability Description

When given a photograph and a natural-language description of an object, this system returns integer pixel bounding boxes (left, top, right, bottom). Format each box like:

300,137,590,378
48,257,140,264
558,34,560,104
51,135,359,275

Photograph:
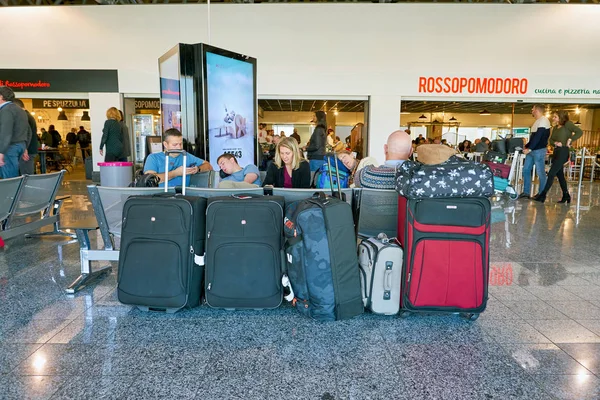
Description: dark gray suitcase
205,194,285,309
284,193,364,321
117,150,206,312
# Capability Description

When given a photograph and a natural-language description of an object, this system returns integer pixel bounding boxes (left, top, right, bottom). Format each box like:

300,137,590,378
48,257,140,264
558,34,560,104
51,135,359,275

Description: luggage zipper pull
207,283,212,291
190,246,194,254
207,231,211,239
407,273,411,283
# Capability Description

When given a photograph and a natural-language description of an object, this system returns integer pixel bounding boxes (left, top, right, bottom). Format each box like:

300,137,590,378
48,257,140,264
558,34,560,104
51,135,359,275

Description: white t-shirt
258,128,268,144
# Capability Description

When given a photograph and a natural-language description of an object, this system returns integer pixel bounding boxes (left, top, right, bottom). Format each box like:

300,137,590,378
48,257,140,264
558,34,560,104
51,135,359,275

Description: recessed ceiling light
480,109,491,116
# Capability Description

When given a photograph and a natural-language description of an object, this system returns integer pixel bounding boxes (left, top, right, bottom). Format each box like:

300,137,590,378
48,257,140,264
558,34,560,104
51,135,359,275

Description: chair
189,171,215,188
1,171,70,239
271,188,353,206
0,176,24,232
64,185,168,294
354,188,399,239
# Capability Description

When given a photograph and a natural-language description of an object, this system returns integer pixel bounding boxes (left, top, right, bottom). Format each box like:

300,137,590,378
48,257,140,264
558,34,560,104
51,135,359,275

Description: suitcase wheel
398,311,411,319
460,312,480,321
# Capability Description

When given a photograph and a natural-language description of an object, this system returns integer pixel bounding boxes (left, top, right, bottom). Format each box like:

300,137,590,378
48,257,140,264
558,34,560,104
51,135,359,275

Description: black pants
541,146,569,195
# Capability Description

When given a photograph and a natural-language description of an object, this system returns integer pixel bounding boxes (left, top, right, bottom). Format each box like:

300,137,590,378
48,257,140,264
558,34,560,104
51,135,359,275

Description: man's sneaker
518,193,530,199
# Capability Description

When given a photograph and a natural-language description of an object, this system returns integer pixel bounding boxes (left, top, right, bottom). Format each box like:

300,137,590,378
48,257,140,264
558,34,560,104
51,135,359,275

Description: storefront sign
418,76,528,95
32,99,89,109
0,69,118,93
533,87,600,96
135,99,160,109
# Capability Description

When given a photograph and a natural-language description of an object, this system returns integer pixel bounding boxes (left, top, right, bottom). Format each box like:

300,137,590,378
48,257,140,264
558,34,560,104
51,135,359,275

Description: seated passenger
217,153,262,188
355,130,412,190
474,137,490,152
336,150,378,187
263,137,311,188
143,128,212,187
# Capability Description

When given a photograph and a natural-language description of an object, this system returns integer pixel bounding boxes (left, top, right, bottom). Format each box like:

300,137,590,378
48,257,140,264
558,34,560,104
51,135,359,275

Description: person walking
99,107,124,162
77,126,91,161
13,99,39,175
534,110,583,204
0,87,31,179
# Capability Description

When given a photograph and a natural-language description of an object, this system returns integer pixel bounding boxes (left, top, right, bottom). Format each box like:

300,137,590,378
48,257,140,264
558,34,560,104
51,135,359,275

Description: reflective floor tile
502,300,569,320
561,286,600,302
14,344,104,376
479,319,552,344
47,317,116,345
576,320,600,337
557,343,600,375
524,286,585,301
501,343,593,375
488,286,539,302
547,301,600,320
528,320,600,344
48,375,135,400
0,319,72,344
0,375,67,400
0,344,42,374
532,374,600,400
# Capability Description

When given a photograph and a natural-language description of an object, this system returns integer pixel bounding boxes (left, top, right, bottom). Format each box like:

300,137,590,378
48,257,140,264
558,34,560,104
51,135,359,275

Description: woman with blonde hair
99,106,125,161
263,137,311,188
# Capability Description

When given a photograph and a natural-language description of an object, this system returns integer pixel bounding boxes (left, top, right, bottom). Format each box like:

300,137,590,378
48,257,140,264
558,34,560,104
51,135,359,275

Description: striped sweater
356,164,400,190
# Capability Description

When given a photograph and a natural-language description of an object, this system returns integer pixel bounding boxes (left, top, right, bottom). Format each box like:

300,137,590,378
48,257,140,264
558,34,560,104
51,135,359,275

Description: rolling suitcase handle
164,150,187,195
326,152,345,201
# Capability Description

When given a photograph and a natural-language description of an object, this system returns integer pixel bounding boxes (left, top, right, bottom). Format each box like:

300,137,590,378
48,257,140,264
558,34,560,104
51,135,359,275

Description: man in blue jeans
0,86,32,179
520,104,550,199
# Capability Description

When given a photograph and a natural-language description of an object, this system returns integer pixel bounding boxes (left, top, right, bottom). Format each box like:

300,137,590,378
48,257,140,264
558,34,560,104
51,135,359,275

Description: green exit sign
512,128,530,137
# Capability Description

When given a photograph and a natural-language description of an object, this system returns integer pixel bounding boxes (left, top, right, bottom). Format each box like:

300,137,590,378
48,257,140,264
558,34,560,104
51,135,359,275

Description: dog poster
206,51,255,170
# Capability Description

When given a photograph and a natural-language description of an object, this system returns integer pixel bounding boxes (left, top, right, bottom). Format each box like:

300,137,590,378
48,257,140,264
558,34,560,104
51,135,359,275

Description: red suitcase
397,196,491,320
483,161,511,179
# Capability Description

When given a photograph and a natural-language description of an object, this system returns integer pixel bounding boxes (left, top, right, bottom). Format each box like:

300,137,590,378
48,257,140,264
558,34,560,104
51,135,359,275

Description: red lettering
435,77,443,93
487,79,495,93
418,77,427,93
443,77,451,93
427,78,435,92
459,78,467,93
476,78,487,93
512,78,519,94
467,78,476,93
520,78,528,94
451,78,459,93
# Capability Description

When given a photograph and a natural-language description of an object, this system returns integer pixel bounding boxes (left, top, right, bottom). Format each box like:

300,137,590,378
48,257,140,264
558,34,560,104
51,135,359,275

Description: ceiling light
30,111,35,116
400,111,411,115
57,107,63,112
507,124,511,127
575,107,580,114
334,110,338,116
545,112,550,118
81,111,90,121
418,114,427,120
432,119,440,123
58,110,68,121
449,116,457,121
575,121,581,126
480,109,491,116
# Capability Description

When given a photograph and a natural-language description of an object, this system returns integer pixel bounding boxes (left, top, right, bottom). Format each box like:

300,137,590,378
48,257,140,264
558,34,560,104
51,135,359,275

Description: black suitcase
507,137,525,153
491,139,507,154
205,194,285,309
117,150,207,312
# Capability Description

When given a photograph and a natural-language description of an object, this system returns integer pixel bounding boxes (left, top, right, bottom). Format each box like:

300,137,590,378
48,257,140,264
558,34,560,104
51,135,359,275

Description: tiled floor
1,174,600,399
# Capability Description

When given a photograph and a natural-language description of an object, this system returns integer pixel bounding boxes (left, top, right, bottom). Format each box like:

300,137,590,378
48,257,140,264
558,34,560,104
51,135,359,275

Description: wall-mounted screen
159,49,182,134
204,50,256,170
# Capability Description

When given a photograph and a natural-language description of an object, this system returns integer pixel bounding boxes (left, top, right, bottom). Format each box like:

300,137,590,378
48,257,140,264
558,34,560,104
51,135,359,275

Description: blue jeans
522,148,547,196
309,159,326,172
0,142,26,179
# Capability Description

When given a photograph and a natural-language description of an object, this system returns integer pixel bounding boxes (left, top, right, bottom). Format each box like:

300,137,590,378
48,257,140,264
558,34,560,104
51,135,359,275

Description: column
367,95,402,164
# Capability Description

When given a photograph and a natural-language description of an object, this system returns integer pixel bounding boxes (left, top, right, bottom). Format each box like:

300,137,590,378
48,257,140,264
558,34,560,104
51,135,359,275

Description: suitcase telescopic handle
164,150,188,195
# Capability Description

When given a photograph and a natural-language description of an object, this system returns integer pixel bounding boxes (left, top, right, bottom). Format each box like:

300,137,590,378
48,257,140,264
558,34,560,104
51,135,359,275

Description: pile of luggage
117,150,494,321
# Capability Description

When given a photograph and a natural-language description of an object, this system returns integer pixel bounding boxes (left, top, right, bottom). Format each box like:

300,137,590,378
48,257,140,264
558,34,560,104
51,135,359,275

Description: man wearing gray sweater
0,86,32,179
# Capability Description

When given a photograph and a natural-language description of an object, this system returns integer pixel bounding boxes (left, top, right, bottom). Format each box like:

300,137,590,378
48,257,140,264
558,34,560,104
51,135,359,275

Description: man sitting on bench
217,153,261,189
144,128,212,187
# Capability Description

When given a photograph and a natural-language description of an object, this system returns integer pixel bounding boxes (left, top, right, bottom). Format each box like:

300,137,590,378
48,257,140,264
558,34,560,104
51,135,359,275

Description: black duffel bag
396,155,494,199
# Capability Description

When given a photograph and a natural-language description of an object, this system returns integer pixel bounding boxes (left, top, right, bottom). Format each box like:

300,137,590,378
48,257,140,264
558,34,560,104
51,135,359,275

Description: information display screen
205,51,255,169
159,50,182,134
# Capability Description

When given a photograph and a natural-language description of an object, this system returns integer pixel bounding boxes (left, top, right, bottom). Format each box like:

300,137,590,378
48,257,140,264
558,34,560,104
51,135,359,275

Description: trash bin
85,157,93,180
98,162,133,187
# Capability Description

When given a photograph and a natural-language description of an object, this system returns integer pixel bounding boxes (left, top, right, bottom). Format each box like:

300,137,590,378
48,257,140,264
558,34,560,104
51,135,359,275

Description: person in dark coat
99,107,124,162
263,137,311,188
118,110,131,161
13,99,38,175
304,110,327,171
49,125,62,148
290,128,301,144
0,87,31,178
77,126,91,161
